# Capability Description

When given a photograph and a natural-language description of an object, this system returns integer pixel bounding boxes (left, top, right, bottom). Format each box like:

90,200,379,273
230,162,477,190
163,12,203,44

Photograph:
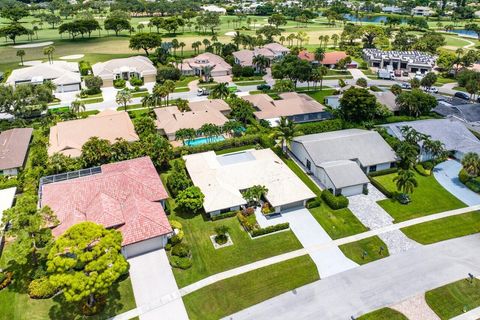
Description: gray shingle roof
321,160,369,189
0,128,33,170
433,103,480,123
293,129,397,167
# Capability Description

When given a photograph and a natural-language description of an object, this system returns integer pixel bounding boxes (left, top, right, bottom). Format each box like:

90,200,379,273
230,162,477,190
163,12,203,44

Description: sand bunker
13,41,53,49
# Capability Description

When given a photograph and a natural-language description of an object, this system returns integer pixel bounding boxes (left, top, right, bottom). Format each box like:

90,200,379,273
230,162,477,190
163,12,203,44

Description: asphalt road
225,234,480,320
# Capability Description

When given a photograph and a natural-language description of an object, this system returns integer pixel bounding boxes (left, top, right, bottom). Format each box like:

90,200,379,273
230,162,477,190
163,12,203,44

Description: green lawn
165,198,304,288
182,255,319,320
174,87,190,93
358,307,408,320
215,145,256,155
306,89,336,104
373,172,466,222
309,205,368,239
175,76,198,87
426,278,480,320
339,236,389,265
234,80,266,86
0,244,136,320
79,97,104,104
131,91,149,98
401,211,480,244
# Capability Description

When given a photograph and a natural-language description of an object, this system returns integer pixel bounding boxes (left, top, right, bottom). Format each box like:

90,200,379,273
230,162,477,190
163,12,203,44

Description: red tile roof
41,157,172,246
298,50,315,62
321,51,348,65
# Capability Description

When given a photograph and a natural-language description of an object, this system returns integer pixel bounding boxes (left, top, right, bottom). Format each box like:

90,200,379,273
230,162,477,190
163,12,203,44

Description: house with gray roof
291,129,397,196
433,102,480,133
382,118,480,161
0,128,33,175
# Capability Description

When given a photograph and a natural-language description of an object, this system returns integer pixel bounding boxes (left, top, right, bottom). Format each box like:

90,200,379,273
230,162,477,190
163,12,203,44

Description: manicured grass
358,307,408,320
401,211,480,244
434,76,457,85
309,205,369,239
182,255,319,320
233,75,264,81
175,76,198,87
116,104,143,111
79,97,104,104
165,198,304,288
453,86,467,92
306,89,336,104
426,278,480,320
234,80,266,86
0,244,136,320
174,87,190,93
339,236,389,265
131,91,149,98
374,172,466,222
215,145,256,155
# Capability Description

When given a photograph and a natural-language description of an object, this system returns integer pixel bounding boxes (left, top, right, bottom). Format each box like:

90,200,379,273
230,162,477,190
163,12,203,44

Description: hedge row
306,197,322,209
211,211,237,221
296,119,344,135
174,134,273,157
321,190,349,210
251,223,290,237
368,167,398,177
369,177,393,198
415,164,430,176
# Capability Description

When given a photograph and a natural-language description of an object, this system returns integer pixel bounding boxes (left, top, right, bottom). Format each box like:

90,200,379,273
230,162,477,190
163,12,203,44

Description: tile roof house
242,92,330,126
40,157,172,258
92,56,157,87
183,149,315,216
291,129,397,196
298,51,350,68
178,52,232,77
154,99,230,141
48,110,139,157
6,61,81,93
382,118,480,161
0,128,33,175
233,43,290,68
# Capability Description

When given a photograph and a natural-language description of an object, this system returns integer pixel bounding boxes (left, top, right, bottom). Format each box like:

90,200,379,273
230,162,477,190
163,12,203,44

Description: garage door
56,83,80,93
122,236,166,258
281,200,304,212
341,185,364,197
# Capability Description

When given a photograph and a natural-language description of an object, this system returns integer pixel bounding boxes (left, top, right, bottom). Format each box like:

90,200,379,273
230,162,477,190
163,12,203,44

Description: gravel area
379,230,420,255
391,294,440,320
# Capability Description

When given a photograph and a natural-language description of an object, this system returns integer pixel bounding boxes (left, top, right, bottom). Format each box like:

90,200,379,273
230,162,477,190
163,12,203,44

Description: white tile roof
7,61,80,86
92,56,157,80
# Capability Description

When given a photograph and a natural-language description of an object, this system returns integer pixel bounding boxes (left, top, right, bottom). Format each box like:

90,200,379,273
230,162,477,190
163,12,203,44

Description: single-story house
0,128,33,175
434,101,480,124
92,56,157,87
411,6,432,16
291,129,397,196
48,110,139,157
183,149,315,216
154,99,230,141
324,87,399,113
233,43,290,69
39,157,173,258
298,51,355,68
242,92,331,126
382,118,480,161
178,52,232,77
6,61,81,93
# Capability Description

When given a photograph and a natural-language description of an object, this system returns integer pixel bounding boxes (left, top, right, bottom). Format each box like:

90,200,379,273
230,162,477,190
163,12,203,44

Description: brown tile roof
41,157,172,246
321,51,348,65
0,128,33,171
298,50,315,62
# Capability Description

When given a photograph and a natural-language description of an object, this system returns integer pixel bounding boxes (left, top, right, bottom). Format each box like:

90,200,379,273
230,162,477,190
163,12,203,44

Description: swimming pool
185,135,225,146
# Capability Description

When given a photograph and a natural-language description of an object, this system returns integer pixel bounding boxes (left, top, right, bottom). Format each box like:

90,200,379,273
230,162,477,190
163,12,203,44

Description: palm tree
179,42,186,57
171,39,179,56
141,94,155,110
323,35,330,49
232,31,242,50
275,117,299,156
153,84,169,107
16,50,25,66
422,138,445,161
202,39,210,52
175,98,190,112
393,169,418,195
331,34,339,48
461,152,480,177
43,46,55,64
116,89,132,111
163,80,176,106
70,100,86,116
201,65,213,82
223,120,243,137
137,24,144,32
210,82,230,99
314,47,325,64
314,66,329,90
253,55,269,74
318,35,324,48
175,128,196,145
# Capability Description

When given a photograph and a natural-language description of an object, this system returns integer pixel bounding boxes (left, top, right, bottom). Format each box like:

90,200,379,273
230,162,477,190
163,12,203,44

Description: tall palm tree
210,82,230,99
141,94,155,110
314,47,325,64
153,84,169,107
393,169,418,195
222,120,243,137
274,116,299,156
323,35,330,49
16,50,25,66
202,39,210,52
116,89,132,111
179,42,186,57
43,45,55,64
70,100,85,116
232,31,242,50
201,65,213,82
171,38,179,56
314,65,329,90
422,138,445,161
331,34,339,48
253,55,269,74
176,98,190,112
175,128,196,145
163,80,176,106
461,152,480,177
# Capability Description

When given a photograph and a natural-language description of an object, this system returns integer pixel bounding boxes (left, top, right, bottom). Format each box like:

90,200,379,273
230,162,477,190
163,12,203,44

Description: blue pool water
448,29,478,38
185,135,225,146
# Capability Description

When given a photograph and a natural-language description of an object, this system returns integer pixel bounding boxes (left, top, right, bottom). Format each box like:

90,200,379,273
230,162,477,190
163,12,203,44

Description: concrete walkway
255,208,358,277
433,160,480,206
128,249,188,320
451,306,480,320
225,234,480,320
349,68,368,80
391,294,439,320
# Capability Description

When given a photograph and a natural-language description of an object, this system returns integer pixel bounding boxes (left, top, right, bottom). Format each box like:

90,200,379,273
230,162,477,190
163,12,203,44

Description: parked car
401,82,411,89
454,91,470,100
402,71,409,77
257,84,271,91
197,88,209,96
424,87,438,93
378,69,395,80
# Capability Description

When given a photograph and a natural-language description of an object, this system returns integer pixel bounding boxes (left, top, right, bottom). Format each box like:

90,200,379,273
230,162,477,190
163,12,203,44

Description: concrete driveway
255,208,358,277
128,249,188,320
226,234,480,320
433,160,480,206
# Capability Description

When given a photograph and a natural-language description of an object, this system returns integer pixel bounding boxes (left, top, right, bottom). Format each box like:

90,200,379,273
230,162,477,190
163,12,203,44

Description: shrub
28,277,58,299
170,220,183,230
369,85,381,92
0,271,13,290
251,223,289,237
237,212,254,231
211,211,237,221
321,190,349,209
466,180,480,193
171,243,190,258
170,255,193,269
113,78,126,89
306,197,321,209
165,243,172,251
129,77,143,86
415,163,430,176
82,294,106,316
422,161,434,170
79,60,92,76
296,119,344,135
0,177,18,190
368,167,398,177
369,177,393,198
459,168,470,184
169,230,184,245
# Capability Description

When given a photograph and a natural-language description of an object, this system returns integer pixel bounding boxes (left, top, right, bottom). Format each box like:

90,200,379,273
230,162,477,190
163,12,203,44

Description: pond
343,14,389,23
448,29,479,38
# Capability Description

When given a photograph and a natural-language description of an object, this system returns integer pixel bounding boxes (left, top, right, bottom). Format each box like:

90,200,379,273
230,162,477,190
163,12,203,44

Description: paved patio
255,208,358,278
433,160,480,206
128,249,188,320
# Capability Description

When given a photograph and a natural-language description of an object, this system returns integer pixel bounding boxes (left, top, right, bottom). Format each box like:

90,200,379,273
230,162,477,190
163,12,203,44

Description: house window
220,208,231,214
370,165,377,172
306,159,311,171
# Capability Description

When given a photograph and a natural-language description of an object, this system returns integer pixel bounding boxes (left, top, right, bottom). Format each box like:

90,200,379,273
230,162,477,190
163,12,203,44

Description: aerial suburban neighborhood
1,0,480,319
